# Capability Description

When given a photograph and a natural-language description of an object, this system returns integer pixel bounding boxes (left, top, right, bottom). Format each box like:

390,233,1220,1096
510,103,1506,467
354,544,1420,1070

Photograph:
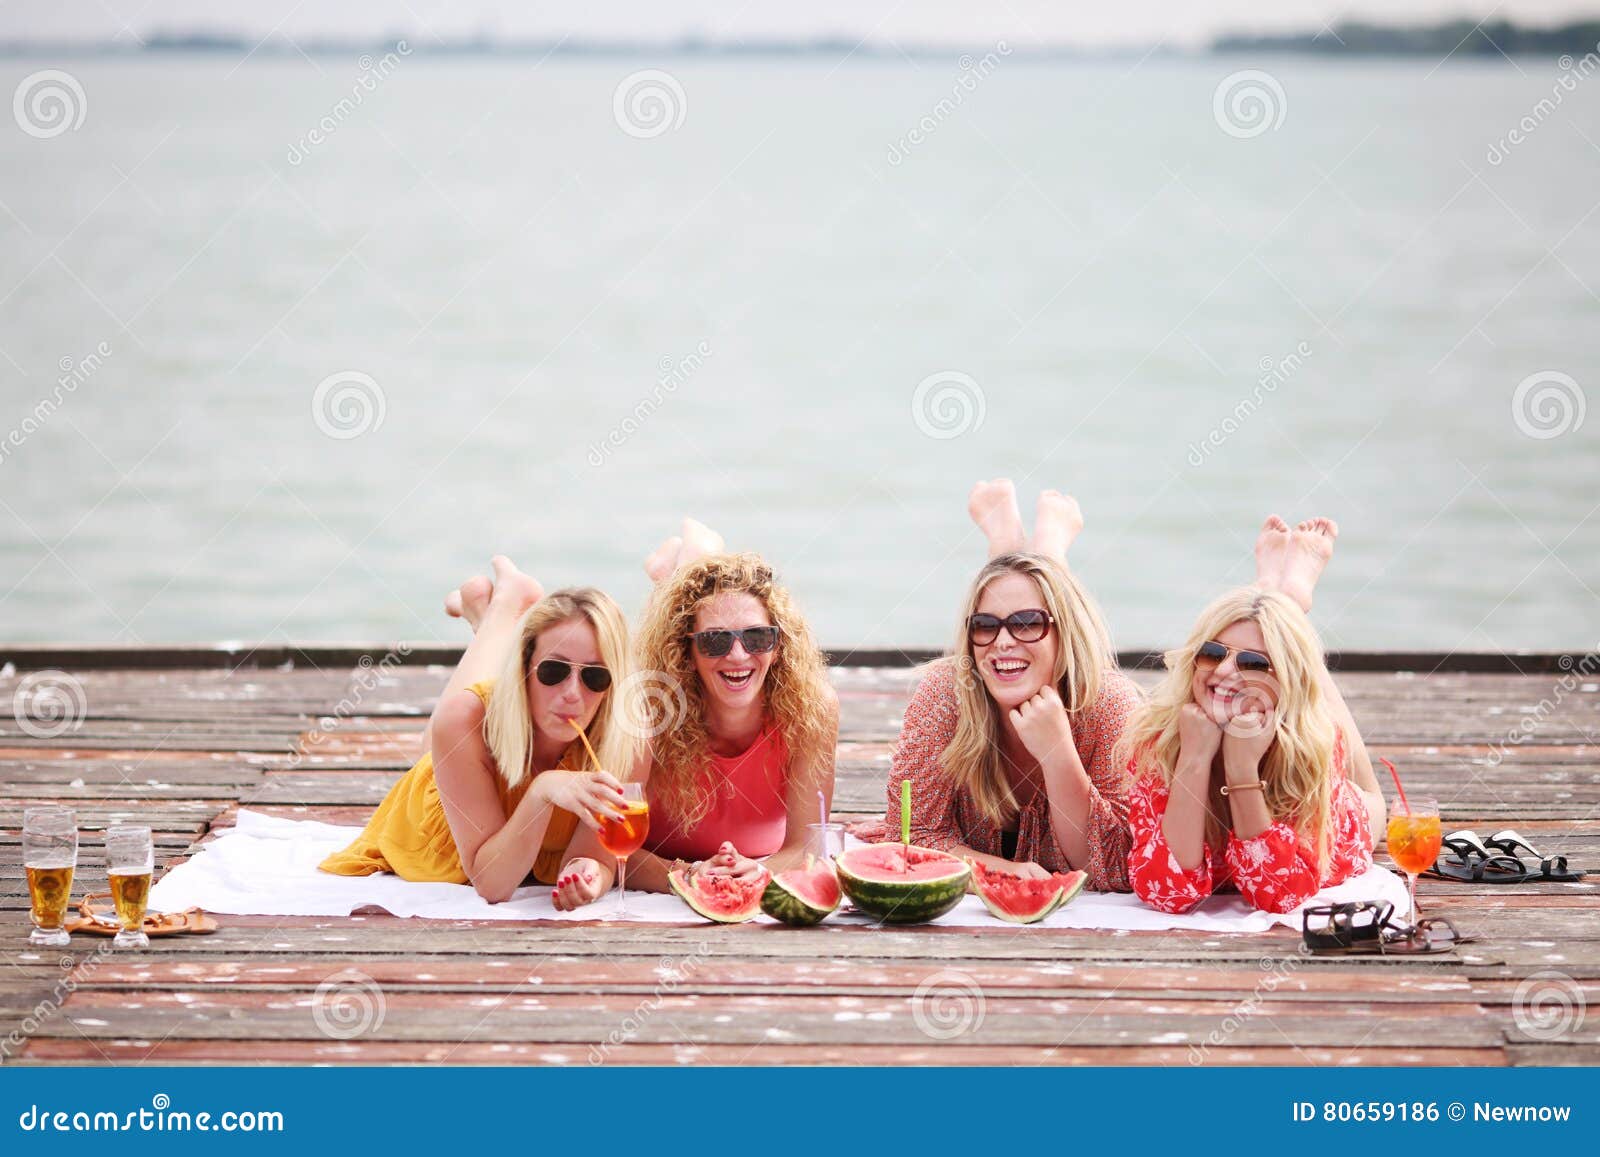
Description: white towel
149,809,1409,931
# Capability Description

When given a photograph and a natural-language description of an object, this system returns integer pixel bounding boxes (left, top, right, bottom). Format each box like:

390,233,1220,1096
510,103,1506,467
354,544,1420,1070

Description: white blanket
149,809,1408,932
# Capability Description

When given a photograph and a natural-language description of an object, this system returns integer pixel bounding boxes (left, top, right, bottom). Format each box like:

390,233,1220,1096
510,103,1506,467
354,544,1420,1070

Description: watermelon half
969,860,1087,924
760,861,842,926
668,866,768,923
835,844,970,924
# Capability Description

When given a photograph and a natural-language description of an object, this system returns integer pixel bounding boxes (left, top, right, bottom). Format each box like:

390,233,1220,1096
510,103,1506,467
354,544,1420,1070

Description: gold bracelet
1219,780,1264,797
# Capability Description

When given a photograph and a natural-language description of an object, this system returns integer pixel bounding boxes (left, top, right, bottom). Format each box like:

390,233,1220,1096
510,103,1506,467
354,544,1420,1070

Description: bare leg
1031,490,1084,564
1280,518,1338,613
968,479,1026,558
1252,514,1292,600
420,555,543,756
643,536,683,583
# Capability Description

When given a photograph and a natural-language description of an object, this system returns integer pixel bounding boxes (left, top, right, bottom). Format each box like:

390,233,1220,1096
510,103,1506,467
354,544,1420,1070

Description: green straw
900,780,911,846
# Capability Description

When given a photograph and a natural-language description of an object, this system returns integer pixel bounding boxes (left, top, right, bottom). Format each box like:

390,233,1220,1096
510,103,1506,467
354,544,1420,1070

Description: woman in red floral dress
1121,585,1387,914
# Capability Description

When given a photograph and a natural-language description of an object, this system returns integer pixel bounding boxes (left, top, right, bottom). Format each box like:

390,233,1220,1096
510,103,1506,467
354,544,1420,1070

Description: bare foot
1252,515,1292,595
444,575,494,632
1280,518,1338,613
677,518,725,567
483,554,544,622
644,535,683,583
968,479,1026,558
1032,490,1084,563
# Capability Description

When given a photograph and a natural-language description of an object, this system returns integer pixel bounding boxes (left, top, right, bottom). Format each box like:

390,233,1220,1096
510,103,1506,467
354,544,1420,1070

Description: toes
444,590,463,618
490,554,517,584
1263,514,1289,532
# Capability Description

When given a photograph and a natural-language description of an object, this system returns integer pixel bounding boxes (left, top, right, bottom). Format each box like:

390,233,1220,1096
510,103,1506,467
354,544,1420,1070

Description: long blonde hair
482,588,636,790
942,552,1116,826
1117,587,1339,874
634,552,833,828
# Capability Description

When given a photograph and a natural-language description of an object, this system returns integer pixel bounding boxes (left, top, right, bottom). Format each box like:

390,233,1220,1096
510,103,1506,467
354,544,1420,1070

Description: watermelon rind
969,862,1088,925
835,844,970,925
760,867,841,926
668,867,765,924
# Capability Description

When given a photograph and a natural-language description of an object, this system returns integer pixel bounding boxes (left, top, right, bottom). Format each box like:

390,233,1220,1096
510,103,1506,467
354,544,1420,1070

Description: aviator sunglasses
1195,639,1273,674
534,659,612,693
686,626,781,657
967,609,1053,647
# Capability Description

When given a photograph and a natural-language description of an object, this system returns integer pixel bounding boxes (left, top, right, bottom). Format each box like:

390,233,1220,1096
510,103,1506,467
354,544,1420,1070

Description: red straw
1379,757,1411,816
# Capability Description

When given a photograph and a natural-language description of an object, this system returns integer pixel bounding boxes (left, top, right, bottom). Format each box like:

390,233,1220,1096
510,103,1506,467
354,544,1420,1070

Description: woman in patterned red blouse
878,481,1142,892
1121,584,1387,915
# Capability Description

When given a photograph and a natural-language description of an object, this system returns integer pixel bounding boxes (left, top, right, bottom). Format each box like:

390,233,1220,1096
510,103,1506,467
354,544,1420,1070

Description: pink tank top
646,724,789,862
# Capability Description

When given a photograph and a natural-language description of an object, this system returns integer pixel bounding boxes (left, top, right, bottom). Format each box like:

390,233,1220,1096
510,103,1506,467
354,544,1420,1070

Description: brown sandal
64,893,219,937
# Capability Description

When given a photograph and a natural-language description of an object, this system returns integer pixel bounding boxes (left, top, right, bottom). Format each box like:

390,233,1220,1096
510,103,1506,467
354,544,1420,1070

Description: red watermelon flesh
668,866,768,923
969,861,1087,924
840,843,967,880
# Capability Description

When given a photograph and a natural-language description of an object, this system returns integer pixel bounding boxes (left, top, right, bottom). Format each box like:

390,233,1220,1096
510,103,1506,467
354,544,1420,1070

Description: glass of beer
597,783,649,917
105,825,154,950
23,806,77,948
1386,797,1442,926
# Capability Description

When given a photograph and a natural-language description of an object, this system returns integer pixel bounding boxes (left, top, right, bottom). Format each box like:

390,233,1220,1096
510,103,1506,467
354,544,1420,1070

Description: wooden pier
2,648,1596,1066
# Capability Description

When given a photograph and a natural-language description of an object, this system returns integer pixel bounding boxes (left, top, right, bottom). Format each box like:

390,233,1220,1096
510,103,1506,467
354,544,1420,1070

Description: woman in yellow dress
320,556,635,904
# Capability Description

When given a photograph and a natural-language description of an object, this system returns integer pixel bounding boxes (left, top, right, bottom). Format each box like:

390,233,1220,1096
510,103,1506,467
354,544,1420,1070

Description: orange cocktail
598,800,650,859
1386,799,1440,924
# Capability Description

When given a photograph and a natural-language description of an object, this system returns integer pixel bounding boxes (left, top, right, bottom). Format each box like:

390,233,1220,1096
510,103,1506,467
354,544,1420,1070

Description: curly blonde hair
943,552,1117,826
1116,587,1338,875
633,552,833,829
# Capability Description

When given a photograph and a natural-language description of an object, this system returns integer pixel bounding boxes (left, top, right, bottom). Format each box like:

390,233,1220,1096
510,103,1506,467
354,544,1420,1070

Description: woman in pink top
553,527,839,908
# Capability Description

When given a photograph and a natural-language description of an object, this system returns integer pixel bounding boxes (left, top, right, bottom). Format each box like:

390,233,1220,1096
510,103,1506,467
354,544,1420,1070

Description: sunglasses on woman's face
687,625,781,658
534,659,612,693
967,609,1053,647
1195,639,1272,674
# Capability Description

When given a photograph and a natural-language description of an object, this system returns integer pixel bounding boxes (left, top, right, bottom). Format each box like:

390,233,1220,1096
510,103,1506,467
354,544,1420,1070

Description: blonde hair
634,552,833,829
1117,587,1339,875
942,552,1116,826
482,588,636,790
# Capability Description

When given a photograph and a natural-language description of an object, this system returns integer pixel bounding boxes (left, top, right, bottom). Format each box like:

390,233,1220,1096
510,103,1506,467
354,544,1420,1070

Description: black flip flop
1485,829,1586,882
1423,850,1529,883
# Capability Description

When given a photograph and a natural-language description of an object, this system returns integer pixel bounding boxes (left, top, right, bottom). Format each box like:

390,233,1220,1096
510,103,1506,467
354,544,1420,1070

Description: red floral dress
875,659,1142,892
1127,730,1374,914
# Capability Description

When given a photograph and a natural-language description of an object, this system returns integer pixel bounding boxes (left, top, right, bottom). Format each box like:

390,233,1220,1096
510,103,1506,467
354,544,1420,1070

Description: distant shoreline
2,18,1598,61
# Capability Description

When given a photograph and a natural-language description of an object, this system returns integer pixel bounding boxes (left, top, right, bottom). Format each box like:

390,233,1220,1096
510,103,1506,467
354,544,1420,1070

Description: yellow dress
318,680,581,886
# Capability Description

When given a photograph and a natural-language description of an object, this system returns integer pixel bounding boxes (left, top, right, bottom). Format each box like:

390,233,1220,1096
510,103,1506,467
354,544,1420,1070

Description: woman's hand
552,857,608,910
1221,711,1276,775
1009,686,1075,767
1177,702,1224,768
696,840,767,882
536,770,626,830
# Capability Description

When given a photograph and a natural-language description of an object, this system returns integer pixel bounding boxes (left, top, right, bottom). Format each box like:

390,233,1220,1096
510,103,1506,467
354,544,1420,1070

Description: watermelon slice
969,860,1087,924
668,866,768,923
835,844,970,924
760,860,842,926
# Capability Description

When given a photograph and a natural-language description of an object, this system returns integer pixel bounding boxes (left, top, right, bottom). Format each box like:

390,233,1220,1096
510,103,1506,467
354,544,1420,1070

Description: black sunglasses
967,609,1053,647
687,626,781,658
1196,639,1273,674
534,659,612,693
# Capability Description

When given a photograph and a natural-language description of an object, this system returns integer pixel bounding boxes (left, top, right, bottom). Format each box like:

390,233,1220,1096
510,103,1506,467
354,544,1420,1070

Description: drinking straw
568,718,601,772
900,780,911,846
1379,756,1411,816
817,788,827,837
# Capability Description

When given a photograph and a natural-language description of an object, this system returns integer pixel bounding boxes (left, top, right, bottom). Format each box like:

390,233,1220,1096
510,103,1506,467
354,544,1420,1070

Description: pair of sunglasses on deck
686,626,781,657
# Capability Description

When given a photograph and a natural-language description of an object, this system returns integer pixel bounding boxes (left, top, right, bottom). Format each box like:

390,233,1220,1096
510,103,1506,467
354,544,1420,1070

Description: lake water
1,53,1596,650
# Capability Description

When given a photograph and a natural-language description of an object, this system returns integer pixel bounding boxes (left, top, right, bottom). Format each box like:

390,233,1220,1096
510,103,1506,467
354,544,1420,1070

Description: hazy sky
2,0,1598,48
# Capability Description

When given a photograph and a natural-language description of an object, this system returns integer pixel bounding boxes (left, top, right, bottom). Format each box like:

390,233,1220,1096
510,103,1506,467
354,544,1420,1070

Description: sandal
1485,830,1585,882
1301,901,1464,956
1423,850,1529,883
63,893,219,937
